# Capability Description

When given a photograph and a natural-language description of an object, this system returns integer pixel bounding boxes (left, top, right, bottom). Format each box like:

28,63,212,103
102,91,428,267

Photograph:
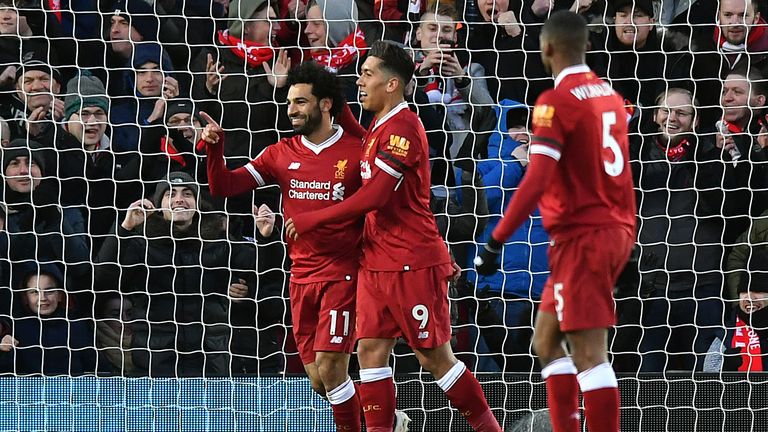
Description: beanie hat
64,72,109,120
228,0,268,38
165,99,196,122
111,0,159,41
612,0,655,17
131,43,175,72
739,248,768,294
15,48,61,84
153,171,199,207
15,262,65,291
2,139,46,174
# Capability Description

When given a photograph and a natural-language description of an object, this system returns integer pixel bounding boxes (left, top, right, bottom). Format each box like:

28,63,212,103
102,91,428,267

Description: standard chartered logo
332,183,345,201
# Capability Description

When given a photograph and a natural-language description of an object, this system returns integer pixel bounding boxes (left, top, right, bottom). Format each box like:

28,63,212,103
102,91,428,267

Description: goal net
0,0,766,430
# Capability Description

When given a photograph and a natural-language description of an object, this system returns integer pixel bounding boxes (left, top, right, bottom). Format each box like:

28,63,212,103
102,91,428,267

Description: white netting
0,0,767,430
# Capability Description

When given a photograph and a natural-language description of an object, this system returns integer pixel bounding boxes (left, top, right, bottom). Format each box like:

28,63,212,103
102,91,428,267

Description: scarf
731,315,764,372
657,137,692,162
160,136,186,168
714,17,767,53
217,30,274,68
309,28,367,73
96,321,135,375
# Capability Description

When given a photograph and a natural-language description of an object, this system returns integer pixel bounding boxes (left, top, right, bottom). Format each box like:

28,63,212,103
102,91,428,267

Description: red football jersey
529,64,636,238
360,102,452,271
248,126,363,283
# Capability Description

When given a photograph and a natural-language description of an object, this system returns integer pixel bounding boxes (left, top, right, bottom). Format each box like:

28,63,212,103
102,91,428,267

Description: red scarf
714,17,767,52
160,136,186,168
218,30,275,68
308,28,367,72
658,137,692,162
732,316,764,371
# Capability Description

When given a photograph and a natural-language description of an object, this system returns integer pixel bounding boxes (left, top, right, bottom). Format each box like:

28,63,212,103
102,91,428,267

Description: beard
291,106,323,136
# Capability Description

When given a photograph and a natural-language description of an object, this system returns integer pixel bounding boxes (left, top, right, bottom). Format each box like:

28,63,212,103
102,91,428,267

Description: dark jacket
94,208,258,376
630,121,726,293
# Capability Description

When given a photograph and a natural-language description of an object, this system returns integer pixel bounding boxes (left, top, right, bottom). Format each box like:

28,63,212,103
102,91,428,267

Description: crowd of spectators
0,0,767,376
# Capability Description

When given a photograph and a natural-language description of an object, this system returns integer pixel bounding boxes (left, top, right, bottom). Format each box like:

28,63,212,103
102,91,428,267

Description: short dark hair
286,61,345,118
727,66,767,98
368,40,415,89
541,10,589,59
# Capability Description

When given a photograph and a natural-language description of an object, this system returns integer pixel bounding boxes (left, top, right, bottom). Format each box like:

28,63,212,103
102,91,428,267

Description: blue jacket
465,100,549,298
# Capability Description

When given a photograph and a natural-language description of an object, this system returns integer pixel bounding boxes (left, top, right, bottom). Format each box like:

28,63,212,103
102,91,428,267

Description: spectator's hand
418,50,447,75
25,106,47,137
205,53,227,95
122,199,155,230
0,65,16,88
715,133,738,158
440,55,465,79
758,124,768,149
497,11,521,38
264,49,291,89
52,98,64,121
449,261,462,283
147,98,166,123
163,76,179,100
285,217,298,240
570,0,594,13
286,0,306,19
0,335,18,352
198,111,223,145
228,278,249,300
254,204,275,237
512,143,530,167
474,238,502,276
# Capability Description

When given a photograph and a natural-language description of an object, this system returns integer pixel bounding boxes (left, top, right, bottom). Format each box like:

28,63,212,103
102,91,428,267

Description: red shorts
540,227,634,332
357,264,453,349
289,278,357,365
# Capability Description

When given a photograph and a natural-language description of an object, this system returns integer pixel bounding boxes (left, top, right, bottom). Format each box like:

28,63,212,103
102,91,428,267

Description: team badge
334,159,348,179
365,138,376,158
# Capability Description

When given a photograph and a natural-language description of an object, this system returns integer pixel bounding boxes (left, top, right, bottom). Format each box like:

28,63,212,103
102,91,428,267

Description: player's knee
309,375,326,398
532,333,559,365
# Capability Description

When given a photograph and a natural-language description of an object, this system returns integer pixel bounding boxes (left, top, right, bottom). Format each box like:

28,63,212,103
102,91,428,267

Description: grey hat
314,0,358,48
64,72,109,120
153,171,199,206
228,0,268,38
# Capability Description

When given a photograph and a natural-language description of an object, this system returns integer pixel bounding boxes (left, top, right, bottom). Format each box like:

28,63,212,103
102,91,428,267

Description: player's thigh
541,228,633,332
356,269,400,341
386,264,454,350
314,279,357,355
289,281,324,365
565,327,609,372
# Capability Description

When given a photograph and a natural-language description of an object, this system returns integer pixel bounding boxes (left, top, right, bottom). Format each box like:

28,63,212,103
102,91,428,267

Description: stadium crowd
0,0,766,377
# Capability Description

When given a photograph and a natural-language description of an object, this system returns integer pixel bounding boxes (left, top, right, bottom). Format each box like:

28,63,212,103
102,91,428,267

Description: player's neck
304,123,336,145
374,96,406,121
550,58,586,81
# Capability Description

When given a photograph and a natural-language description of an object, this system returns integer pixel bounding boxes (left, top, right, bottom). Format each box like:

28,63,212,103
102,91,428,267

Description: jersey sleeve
373,124,422,182
246,143,280,186
529,90,569,162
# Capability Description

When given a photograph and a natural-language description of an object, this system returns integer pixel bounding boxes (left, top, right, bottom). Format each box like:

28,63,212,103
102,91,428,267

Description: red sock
359,367,396,432
327,378,361,432
440,362,502,432
578,363,620,432
542,358,580,432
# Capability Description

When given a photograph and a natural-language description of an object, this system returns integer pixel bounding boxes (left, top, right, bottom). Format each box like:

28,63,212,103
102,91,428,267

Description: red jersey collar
371,101,410,132
554,64,591,89
300,125,344,155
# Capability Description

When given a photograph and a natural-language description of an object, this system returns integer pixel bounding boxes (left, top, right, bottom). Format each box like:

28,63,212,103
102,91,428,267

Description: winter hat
738,248,768,294
15,47,61,84
14,261,65,291
152,171,199,207
228,0,268,38
612,0,655,17
111,0,159,41
314,0,358,47
131,43,174,72
64,72,109,120
165,99,197,123
2,139,46,174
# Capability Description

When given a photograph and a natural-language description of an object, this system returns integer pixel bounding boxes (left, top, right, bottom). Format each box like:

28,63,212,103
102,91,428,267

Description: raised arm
199,111,261,197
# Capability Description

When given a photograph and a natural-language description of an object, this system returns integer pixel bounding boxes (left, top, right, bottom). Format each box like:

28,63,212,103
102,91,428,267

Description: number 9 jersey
529,64,636,239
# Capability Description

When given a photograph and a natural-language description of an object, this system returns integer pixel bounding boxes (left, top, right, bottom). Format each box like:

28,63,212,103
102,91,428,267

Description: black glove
474,238,502,275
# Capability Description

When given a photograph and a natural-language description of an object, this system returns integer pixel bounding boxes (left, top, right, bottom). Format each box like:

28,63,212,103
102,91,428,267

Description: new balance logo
418,331,429,339
288,162,301,170
330,336,344,344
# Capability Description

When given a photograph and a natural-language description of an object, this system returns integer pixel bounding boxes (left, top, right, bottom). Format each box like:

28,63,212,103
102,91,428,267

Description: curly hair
286,61,345,118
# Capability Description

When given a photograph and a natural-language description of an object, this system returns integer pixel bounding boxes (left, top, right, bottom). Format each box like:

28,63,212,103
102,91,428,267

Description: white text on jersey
570,82,614,101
